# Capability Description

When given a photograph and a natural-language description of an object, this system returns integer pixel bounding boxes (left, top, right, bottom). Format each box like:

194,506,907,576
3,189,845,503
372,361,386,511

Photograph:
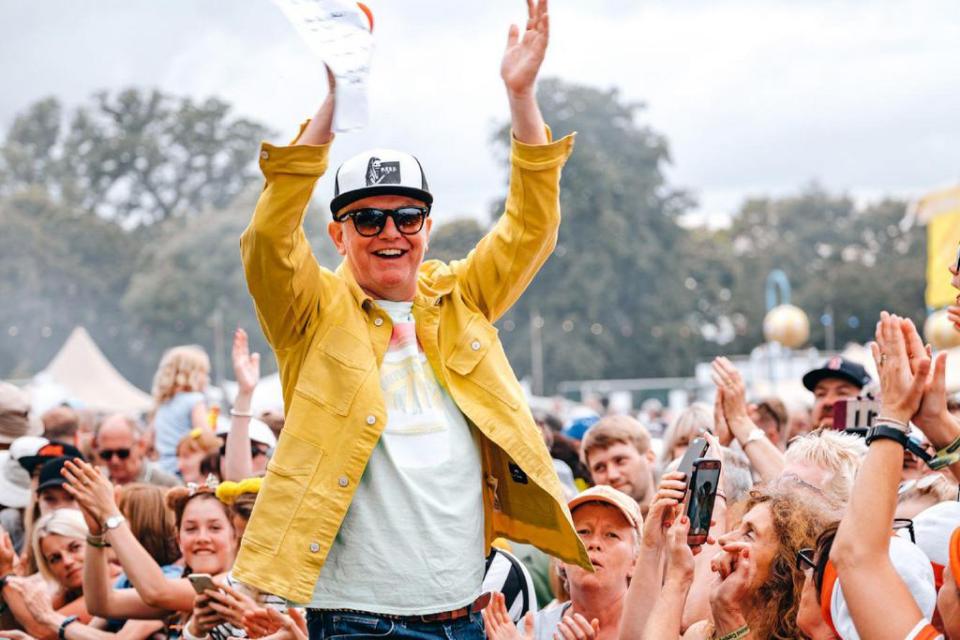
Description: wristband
927,434,960,470
86,534,110,548
59,615,79,640
229,408,253,418
874,416,909,432
714,625,750,640
866,425,910,448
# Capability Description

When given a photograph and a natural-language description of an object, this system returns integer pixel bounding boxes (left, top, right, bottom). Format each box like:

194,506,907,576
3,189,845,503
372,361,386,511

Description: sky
2,0,959,226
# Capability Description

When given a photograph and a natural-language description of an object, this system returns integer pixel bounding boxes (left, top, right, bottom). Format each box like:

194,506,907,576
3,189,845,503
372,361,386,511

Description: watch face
106,515,123,529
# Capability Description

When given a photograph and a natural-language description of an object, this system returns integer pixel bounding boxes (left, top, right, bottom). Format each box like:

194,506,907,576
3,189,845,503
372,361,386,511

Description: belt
309,591,492,624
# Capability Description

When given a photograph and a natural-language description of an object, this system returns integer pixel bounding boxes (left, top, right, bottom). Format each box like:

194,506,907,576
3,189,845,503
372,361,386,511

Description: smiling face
40,533,85,591
328,195,432,302
564,502,637,597
811,378,861,429
176,496,236,575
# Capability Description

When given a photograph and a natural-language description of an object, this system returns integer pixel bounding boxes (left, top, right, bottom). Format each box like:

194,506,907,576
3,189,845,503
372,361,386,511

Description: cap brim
568,494,639,530
802,368,864,392
18,455,49,475
37,477,66,493
330,186,433,217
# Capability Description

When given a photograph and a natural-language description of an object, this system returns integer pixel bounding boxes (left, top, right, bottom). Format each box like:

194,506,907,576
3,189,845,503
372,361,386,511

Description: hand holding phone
676,437,709,487
686,458,722,546
188,573,218,595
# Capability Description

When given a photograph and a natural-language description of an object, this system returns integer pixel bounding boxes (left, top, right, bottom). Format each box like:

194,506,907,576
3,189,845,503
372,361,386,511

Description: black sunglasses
893,517,916,544
335,206,429,237
796,547,816,572
98,448,131,461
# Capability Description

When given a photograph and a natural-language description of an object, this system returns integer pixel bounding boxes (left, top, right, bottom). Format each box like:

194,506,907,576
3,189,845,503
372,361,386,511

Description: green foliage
426,218,486,263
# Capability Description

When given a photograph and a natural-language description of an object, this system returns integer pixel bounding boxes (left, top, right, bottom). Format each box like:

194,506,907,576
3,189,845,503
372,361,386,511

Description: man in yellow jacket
234,1,590,637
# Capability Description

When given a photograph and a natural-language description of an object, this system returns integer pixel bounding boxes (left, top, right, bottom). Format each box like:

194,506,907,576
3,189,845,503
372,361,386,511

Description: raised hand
871,312,930,425
554,612,598,640
232,328,261,396
61,458,119,527
501,0,549,99
0,530,17,576
482,592,532,640
664,516,696,584
642,471,687,550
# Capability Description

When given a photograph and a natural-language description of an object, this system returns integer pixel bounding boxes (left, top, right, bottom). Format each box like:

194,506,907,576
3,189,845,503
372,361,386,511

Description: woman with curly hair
152,345,210,475
640,479,837,639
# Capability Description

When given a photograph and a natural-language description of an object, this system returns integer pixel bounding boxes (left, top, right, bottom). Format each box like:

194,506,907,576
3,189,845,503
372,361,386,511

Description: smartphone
676,437,709,484
832,398,879,432
686,458,722,546
188,573,218,595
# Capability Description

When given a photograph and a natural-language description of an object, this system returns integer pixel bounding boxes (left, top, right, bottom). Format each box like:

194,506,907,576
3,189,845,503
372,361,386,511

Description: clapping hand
871,312,930,425
482,592,533,640
61,458,119,533
243,607,307,640
501,0,549,99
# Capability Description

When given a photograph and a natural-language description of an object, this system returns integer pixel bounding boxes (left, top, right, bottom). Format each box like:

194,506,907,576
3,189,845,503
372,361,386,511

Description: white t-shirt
310,300,485,615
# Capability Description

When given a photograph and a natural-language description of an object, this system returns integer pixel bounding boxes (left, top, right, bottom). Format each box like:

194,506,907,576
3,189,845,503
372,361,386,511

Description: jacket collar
335,259,456,309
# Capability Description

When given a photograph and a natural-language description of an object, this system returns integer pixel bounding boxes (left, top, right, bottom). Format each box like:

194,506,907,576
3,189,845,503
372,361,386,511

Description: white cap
216,417,277,449
0,444,36,508
330,148,432,215
831,536,936,639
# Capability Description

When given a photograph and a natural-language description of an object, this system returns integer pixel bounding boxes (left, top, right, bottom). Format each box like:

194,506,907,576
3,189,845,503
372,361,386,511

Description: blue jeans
306,609,485,640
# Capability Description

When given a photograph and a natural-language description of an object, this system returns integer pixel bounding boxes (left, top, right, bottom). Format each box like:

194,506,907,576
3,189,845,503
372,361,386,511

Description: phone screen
188,574,216,595
687,460,721,541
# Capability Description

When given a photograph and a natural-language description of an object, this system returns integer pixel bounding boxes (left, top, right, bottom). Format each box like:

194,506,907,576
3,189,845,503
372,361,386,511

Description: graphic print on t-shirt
378,303,454,468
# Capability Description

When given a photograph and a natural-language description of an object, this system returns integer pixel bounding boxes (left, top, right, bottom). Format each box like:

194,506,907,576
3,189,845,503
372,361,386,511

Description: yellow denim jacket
234,128,590,604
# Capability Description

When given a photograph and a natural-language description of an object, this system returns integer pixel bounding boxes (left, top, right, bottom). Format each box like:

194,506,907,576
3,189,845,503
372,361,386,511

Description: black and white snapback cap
330,148,433,216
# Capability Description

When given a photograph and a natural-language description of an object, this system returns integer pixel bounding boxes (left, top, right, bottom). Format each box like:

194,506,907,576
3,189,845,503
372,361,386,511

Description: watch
59,615,79,640
866,425,909,448
104,514,126,531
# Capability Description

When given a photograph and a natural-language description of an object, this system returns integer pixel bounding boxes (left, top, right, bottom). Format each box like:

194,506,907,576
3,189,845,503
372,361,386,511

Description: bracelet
86,534,110,548
59,615,79,640
714,625,750,640
229,408,253,418
874,416,909,431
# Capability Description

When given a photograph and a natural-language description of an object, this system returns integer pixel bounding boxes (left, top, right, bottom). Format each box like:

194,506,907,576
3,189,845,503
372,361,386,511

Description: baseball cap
830,536,936,640
18,441,84,476
37,455,80,493
216,417,277,449
568,485,642,531
0,382,43,445
330,148,432,215
802,357,872,392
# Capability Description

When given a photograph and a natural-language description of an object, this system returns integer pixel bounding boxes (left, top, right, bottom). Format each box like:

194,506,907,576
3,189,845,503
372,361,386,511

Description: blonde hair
152,346,210,404
32,509,88,582
176,427,222,457
784,428,866,503
580,415,651,467
659,402,712,468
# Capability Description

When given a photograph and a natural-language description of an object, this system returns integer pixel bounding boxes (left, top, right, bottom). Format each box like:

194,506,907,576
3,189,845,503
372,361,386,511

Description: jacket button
338,476,349,488
309,542,320,553
373,317,384,327
260,150,269,160
471,340,481,351
366,415,376,425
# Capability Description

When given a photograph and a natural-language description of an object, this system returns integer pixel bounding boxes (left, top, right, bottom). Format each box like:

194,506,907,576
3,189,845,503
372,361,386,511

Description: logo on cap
828,356,843,370
365,157,401,186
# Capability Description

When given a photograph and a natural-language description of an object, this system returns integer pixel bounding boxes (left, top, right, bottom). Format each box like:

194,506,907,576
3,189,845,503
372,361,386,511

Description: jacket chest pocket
444,316,520,411
295,326,373,416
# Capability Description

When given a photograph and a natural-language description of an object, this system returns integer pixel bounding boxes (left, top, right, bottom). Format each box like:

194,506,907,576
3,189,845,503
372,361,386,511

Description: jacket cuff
258,119,335,178
510,125,576,171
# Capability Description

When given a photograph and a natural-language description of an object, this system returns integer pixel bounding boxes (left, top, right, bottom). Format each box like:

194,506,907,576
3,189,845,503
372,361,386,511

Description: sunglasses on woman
335,206,430,237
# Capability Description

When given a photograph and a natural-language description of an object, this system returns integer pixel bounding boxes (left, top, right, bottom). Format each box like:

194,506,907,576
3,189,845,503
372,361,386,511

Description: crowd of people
3,0,960,638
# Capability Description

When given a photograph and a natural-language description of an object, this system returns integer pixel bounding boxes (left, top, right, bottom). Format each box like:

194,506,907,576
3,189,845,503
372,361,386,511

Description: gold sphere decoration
763,304,810,349
924,309,960,350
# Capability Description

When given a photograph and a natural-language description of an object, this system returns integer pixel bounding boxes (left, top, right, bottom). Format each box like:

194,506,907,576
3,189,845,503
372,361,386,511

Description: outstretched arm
502,0,549,145
240,69,336,350
830,313,929,640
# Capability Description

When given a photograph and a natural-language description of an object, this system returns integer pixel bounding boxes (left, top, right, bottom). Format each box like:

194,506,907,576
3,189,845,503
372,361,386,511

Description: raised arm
641,517,695,640
223,328,259,481
830,313,929,640
239,69,336,350
712,358,784,481
451,0,574,321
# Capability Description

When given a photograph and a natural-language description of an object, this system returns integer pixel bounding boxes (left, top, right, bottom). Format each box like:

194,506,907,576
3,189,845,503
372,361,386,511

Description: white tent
30,327,153,415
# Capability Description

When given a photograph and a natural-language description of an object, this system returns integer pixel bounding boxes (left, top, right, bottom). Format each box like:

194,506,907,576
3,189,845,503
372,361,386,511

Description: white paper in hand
272,0,374,132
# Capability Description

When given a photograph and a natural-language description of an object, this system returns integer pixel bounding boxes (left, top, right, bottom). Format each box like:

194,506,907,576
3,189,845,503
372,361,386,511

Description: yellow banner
922,185,960,308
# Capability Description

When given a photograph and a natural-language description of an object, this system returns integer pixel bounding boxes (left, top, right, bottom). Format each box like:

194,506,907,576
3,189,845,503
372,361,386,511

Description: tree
0,89,272,225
